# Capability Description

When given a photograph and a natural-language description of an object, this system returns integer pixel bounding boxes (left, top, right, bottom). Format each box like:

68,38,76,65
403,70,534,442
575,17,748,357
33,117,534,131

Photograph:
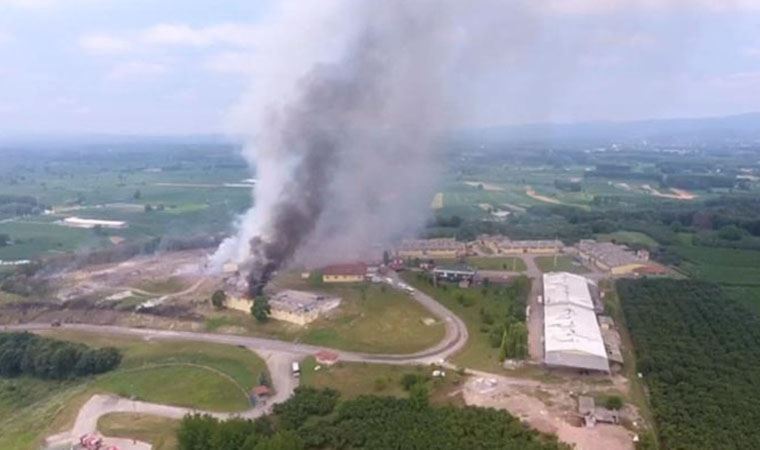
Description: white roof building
543,272,610,373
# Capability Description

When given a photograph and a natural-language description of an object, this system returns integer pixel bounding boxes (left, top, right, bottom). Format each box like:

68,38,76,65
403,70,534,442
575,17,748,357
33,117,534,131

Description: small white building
61,217,127,229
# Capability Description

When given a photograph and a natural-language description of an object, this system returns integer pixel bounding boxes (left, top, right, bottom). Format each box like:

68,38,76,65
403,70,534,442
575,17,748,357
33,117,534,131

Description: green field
209,282,446,354
596,231,658,248
299,357,465,406
674,245,760,286
98,413,179,450
466,256,526,271
535,255,589,273
0,331,269,449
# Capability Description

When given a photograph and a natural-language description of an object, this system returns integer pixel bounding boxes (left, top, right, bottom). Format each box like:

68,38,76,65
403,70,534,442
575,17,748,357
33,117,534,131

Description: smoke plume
211,0,520,293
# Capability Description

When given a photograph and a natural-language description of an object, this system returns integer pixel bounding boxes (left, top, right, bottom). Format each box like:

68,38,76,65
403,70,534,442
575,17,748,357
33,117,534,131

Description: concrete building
433,264,477,284
576,240,649,274
227,296,254,313
268,290,342,325
322,263,367,283
543,272,610,373
227,289,341,326
396,238,466,259
478,235,562,254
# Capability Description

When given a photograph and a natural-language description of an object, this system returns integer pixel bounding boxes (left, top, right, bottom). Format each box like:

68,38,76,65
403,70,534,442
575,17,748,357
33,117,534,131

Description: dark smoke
245,33,388,294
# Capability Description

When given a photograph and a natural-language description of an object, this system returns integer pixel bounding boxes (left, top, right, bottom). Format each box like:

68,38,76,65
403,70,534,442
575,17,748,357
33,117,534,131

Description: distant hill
456,112,760,147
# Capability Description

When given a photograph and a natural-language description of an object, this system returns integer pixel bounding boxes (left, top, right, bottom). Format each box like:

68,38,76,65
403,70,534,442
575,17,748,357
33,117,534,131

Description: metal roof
543,272,610,373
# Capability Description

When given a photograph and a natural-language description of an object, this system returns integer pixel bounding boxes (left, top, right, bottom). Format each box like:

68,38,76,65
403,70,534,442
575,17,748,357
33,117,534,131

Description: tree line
618,279,760,450
177,387,568,450
0,332,122,380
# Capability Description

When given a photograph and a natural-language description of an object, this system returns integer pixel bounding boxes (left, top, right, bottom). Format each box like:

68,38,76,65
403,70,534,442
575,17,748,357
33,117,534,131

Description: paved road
520,254,545,363
4,278,469,449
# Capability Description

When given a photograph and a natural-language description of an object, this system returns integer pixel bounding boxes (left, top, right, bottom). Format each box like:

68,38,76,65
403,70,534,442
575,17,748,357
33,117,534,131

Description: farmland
0,146,251,261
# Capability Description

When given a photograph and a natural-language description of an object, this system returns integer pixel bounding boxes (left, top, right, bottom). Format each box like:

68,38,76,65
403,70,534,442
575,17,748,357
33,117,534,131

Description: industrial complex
478,236,563,254
576,240,651,274
395,238,467,259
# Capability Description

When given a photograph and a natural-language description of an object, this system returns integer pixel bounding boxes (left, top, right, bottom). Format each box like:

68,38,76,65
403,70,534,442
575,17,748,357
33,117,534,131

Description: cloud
79,34,131,54
540,0,760,14
107,61,167,81
204,51,256,74
140,23,258,48
0,0,103,9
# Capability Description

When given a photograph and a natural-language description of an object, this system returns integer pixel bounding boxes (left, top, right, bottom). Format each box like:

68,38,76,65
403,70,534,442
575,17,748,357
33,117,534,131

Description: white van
291,361,300,378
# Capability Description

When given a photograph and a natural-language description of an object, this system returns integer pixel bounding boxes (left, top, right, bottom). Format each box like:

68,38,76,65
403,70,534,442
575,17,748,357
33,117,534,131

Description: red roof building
322,263,367,283
315,350,340,366
251,385,272,397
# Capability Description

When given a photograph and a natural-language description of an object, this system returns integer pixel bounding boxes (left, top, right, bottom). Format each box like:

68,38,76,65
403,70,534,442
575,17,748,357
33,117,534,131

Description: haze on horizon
0,0,759,136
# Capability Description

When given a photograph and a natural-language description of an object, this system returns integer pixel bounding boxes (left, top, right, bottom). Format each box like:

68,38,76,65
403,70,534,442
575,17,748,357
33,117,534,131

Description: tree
383,250,390,265
604,395,624,410
251,296,271,322
253,431,304,450
409,383,429,411
144,204,153,212
133,189,141,200
258,371,271,388
0,233,10,247
718,224,743,241
211,290,227,309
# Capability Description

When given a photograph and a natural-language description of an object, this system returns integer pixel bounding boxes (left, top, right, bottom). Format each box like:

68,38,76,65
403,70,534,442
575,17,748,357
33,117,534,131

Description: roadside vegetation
98,413,179,450
176,387,569,450
299,357,465,405
618,278,760,450
403,272,530,371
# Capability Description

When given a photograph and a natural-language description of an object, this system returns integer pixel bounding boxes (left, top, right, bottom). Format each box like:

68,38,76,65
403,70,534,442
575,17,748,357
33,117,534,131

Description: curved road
3,279,469,449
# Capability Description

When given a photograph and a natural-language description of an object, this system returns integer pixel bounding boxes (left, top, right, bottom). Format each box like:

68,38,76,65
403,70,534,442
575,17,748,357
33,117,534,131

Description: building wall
227,296,253,313
610,263,647,275
323,274,364,283
397,249,461,258
270,308,319,326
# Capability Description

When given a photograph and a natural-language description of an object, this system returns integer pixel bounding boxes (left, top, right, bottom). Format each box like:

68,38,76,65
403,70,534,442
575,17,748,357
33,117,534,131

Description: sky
0,0,759,135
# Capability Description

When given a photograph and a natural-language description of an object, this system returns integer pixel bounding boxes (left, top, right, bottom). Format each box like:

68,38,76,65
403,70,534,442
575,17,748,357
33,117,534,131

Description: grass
135,276,189,294
211,281,446,354
401,272,522,372
0,378,92,450
94,365,249,411
596,231,658,248
0,331,271,448
674,244,760,286
466,256,526,271
534,255,589,273
299,357,465,406
98,413,179,450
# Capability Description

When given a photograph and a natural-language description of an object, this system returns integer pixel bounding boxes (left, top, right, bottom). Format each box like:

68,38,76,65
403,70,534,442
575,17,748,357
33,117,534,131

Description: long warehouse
543,272,610,373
